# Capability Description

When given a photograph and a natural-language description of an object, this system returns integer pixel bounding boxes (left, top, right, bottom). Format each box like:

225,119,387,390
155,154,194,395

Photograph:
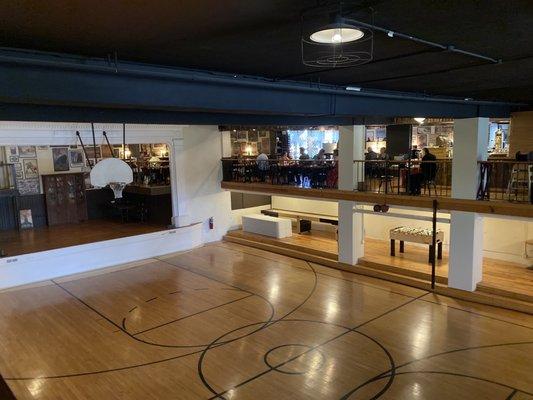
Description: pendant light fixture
310,23,365,44
301,3,373,68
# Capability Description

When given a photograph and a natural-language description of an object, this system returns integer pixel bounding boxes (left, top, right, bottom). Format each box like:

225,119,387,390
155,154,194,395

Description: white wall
271,195,533,265
0,122,234,289
177,125,232,243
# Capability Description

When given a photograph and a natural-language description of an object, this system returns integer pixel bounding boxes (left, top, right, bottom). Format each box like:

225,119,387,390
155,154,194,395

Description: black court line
132,293,254,336
417,294,533,331
217,243,533,331
211,242,427,299
145,297,158,303
355,371,532,398
341,341,533,399
204,291,424,400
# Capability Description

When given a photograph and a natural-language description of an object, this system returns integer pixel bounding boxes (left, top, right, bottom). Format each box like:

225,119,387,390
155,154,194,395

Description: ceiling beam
0,48,523,122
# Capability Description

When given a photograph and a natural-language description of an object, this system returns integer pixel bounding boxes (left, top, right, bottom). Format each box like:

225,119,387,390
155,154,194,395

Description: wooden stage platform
225,229,533,314
0,219,167,257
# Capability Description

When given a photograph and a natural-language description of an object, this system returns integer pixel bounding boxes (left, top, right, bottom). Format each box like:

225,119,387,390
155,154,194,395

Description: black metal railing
221,158,338,189
478,160,533,203
221,157,533,205
354,159,452,197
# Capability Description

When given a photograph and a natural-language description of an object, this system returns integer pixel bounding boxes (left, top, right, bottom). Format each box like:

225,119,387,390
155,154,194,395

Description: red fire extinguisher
209,217,214,230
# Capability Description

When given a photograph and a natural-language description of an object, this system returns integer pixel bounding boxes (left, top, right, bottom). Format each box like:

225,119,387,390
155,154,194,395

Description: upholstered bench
242,215,292,239
390,226,444,263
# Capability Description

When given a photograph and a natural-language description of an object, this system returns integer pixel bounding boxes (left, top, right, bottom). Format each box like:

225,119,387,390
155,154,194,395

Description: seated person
299,147,310,160
409,148,437,195
379,147,390,160
313,148,326,161
365,147,377,160
410,145,421,160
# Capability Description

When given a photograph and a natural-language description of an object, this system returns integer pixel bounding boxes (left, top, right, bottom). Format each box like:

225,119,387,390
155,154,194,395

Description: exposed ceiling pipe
340,17,501,64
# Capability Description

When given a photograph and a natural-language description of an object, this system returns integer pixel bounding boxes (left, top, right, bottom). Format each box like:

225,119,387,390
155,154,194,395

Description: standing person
421,147,437,182
298,147,310,186
256,152,269,182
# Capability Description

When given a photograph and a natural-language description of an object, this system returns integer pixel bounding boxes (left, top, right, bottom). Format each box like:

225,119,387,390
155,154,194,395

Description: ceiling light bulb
414,117,426,124
310,25,364,44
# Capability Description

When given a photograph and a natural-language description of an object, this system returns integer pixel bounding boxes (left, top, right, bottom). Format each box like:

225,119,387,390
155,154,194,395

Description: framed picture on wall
417,134,428,148
23,158,39,179
14,163,23,179
260,137,271,154
18,146,36,158
19,209,34,229
8,146,18,156
52,147,70,172
69,149,84,167
84,146,101,161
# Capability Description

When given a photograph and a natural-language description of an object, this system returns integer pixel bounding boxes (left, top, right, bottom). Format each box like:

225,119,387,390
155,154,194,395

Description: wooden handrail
221,181,533,218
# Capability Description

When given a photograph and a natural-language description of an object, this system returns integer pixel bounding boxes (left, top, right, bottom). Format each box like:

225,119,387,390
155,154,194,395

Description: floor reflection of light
28,378,45,397
326,301,338,320
411,381,423,398
412,319,431,359
268,274,280,302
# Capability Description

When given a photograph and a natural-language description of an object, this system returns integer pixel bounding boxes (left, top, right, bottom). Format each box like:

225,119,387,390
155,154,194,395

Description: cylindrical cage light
301,4,374,68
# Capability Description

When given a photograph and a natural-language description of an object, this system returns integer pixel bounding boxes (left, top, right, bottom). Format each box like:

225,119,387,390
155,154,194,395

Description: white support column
170,137,190,227
449,117,488,291
338,125,365,265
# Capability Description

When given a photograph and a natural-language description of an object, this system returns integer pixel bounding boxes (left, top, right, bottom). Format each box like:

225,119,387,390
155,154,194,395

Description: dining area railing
477,160,533,203
221,157,533,204
354,159,453,197
221,158,338,189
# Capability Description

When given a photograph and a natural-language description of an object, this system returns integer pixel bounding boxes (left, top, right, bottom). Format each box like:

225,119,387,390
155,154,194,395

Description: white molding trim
0,224,203,290
0,121,185,146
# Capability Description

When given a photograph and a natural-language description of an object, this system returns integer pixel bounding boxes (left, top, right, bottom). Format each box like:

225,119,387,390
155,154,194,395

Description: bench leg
390,239,395,256
437,242,443,260
399,240,404,253
428,244,435,264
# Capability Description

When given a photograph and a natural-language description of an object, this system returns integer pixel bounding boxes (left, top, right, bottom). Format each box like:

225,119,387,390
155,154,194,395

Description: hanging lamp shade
301,5,373,68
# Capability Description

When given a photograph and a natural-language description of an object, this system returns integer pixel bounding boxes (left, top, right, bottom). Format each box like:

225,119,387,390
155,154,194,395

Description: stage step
225,230,337,261
224,233,533,315
224,234,338,268
358,258,448,285
476,282,533,304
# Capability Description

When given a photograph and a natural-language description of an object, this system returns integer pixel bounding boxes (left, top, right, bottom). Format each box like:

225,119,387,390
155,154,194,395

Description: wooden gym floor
0,219,167,257
225,229,533,305
0,242,532,399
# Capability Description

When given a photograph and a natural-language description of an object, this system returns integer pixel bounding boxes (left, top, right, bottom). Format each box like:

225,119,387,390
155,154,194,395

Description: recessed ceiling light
310,24,364,44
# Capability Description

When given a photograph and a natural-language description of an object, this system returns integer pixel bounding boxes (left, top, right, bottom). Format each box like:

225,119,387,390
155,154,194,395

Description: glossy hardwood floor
0,242,532,399
226,229,533,302
0,219,167,257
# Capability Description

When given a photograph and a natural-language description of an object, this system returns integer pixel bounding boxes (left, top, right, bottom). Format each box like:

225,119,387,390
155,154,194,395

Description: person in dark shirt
299,147,310,160
421,148,437,182
365,147,377,160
